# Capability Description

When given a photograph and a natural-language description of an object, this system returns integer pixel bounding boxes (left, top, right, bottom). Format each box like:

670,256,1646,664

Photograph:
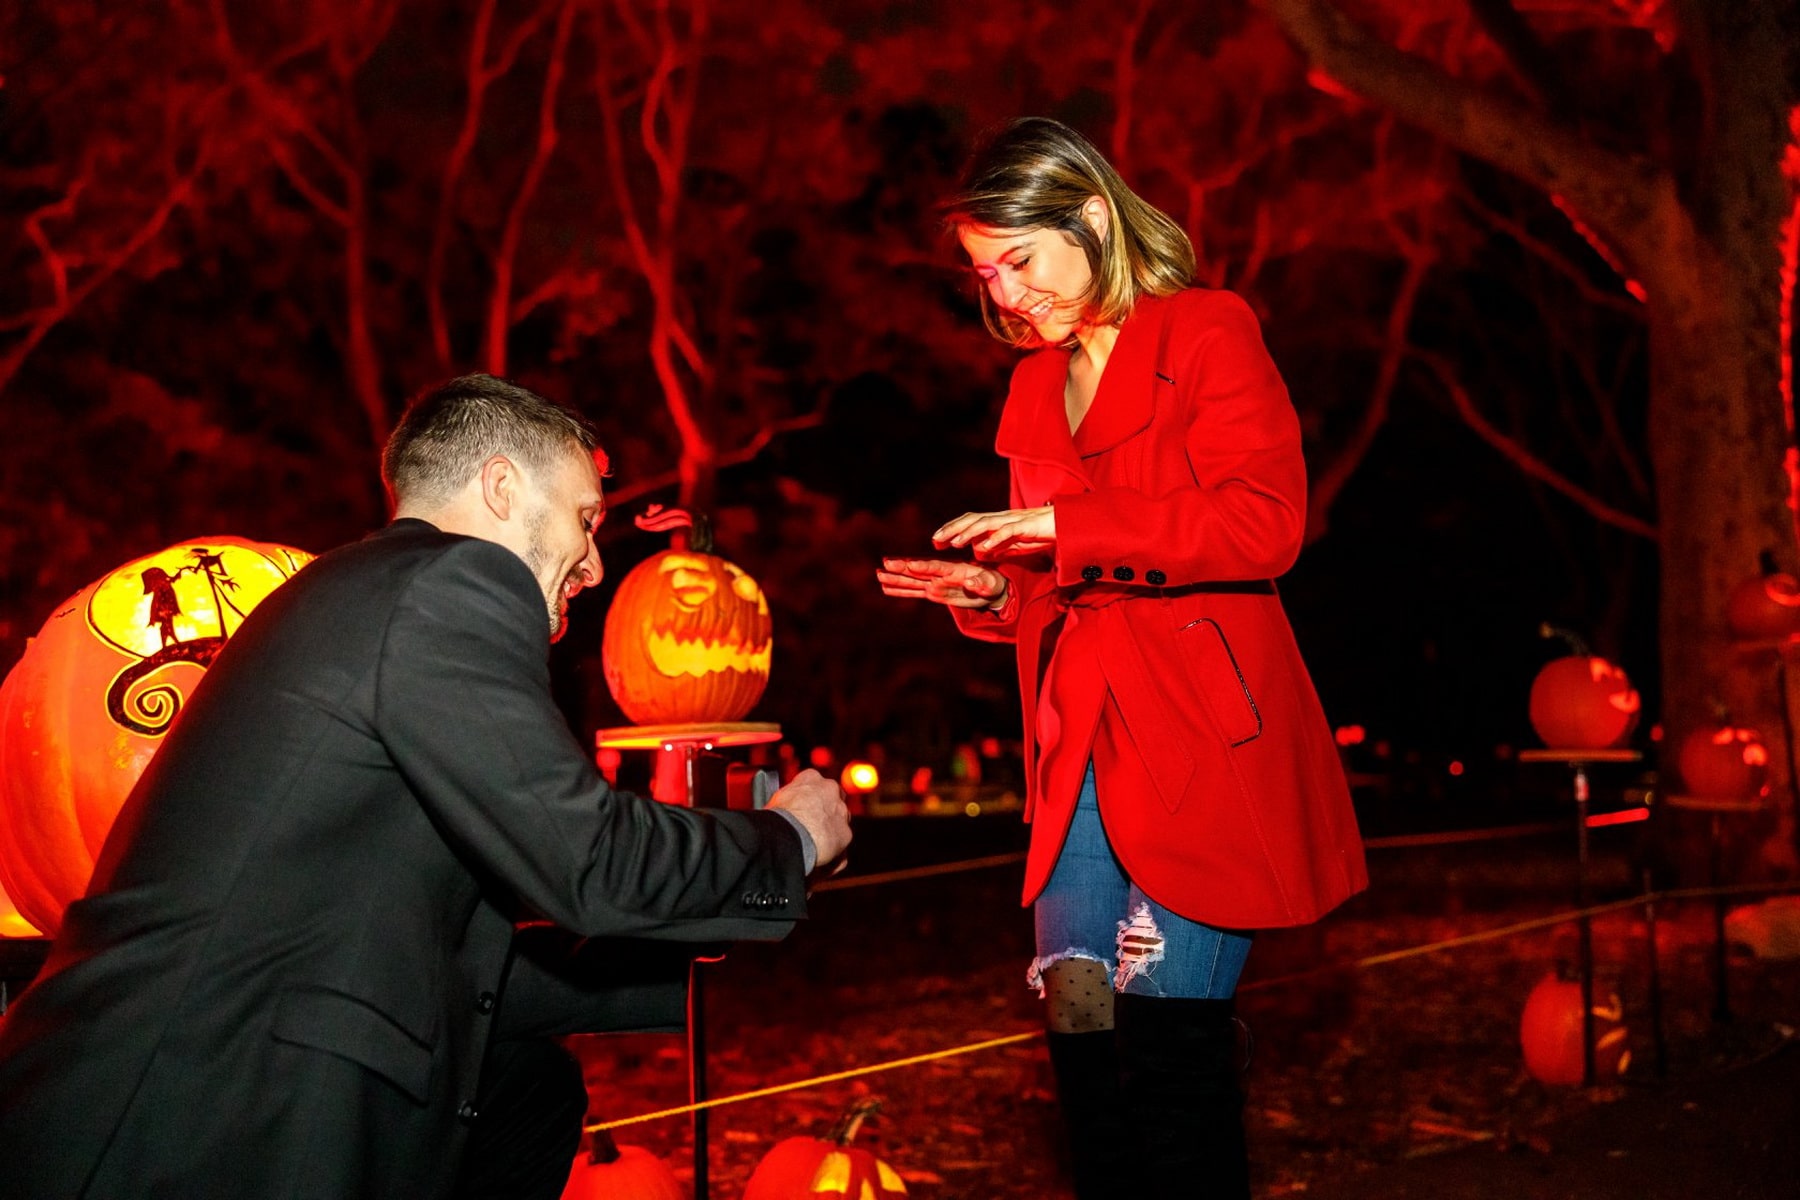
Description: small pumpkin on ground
560,1127,681,1200
1519,971,1630,1086
742,1097,908,1199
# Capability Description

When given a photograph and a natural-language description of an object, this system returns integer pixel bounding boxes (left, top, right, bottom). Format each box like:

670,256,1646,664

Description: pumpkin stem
827,1097,885,1147
585,1127,622,1166
1538,623,1591,657
633,505,712,553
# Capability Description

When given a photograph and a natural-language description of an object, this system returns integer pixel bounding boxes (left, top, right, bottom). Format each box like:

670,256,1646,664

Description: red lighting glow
1448,760,1465,777
843,762,880,792
1334,724,1367,747
1585,808,1650,828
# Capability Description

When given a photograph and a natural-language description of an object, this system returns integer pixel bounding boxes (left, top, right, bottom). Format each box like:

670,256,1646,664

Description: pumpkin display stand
593,719,783,1200
595,507,786,1200
1517,747,1643,1085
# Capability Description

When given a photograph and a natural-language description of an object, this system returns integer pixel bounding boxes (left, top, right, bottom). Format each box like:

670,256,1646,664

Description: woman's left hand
933,506,1056,558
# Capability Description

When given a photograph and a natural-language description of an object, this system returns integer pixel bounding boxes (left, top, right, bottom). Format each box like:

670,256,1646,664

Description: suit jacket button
1080,565,1103,583
458,1102,479,1124
1146,569,1167,586
777,895,789,908
475,991,496,1014
1112,566,1135,582
742,892,755,906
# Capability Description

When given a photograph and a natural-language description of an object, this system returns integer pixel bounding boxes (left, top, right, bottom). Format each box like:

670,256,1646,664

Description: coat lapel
1071,296,1163,458
995,348,1088,493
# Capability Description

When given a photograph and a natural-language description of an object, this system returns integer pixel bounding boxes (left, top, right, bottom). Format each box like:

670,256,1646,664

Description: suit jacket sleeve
374,538,807,942
1050,290,1306,585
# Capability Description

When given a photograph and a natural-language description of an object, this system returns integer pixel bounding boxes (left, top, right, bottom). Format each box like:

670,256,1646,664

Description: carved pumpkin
1713,557,1800,647
0,874,38,938
742,1098,908,1200
559,1128,681,1200
1520,973,1630,1086
0,537,312,935
602,508,772,725
1725,569,1800,641
1527,627,1639,749
1676,724,1770,802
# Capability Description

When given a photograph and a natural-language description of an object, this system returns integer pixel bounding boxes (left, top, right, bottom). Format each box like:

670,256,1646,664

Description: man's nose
576,543,602,588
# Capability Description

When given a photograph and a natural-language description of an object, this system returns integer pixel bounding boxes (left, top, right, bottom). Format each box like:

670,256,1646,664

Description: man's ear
478,455,520,521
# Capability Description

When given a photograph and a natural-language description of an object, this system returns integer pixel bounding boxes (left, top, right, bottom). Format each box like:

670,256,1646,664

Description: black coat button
1112,566,1135,582
1146,569,1167,586
777,895,789,908
475,991,496,1014
457,1101,479,1124
742,892,755,906
1080,565,1103,582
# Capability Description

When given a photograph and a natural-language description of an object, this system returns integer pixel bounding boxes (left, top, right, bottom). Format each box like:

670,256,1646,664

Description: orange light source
843,762,880,792
1334,724,1367,748
600,508,772,726
0,537,313,935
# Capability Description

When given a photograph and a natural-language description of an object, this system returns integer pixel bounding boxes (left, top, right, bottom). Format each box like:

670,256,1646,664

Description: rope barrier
581,877,1800,1133
586,1033,1040,1132
807,818,1588,895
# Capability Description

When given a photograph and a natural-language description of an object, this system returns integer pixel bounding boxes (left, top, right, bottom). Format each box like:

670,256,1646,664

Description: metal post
1574,763,1595,1086
689,958,709,1200
1710,811,1731,1023
1641,867,1666,1078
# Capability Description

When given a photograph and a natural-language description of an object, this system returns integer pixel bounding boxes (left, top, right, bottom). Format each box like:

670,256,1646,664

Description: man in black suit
0,375,851,1199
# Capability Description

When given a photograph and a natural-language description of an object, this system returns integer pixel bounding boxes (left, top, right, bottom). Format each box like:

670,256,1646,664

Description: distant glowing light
1448,761,1465,777
1587,808,1650,828
843,761,880,792
1335,724,1367,747
809,746,835,769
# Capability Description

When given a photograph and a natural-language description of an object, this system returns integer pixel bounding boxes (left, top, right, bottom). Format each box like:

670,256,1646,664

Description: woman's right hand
876,558,1009,610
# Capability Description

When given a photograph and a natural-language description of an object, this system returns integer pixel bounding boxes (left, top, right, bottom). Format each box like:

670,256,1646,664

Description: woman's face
960,221,1096,343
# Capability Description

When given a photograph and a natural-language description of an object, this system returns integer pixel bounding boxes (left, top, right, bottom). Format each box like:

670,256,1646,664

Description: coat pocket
1178,618,1263,747
272,986,437,1104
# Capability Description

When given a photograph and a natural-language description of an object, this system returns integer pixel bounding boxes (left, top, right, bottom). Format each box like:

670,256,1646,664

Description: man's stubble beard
522,502,564,640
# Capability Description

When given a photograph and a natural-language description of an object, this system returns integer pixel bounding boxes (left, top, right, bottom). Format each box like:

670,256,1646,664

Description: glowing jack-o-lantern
1677,723,1770,802
1527,627,1640,749
1726,569,1800,641
0,537,312,935
742,1098,909,1200
602,508,772,726
1520,972,1630,1085
0,874,38,938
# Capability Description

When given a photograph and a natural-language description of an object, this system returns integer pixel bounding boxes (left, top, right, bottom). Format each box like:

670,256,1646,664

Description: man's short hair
382,374,605,508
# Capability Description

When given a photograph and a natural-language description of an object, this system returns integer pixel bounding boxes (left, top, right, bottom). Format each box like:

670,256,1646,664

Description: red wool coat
954,289,1367,929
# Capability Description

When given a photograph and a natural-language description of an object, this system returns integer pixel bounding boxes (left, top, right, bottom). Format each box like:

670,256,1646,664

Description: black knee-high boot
1115,994,1250,1199
1045,1029,1124,1198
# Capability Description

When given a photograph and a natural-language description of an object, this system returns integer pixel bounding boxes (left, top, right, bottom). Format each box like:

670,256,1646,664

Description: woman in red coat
879,118,1367,1197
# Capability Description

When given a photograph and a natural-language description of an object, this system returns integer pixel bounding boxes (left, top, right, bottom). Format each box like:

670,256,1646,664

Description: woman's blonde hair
943,117,1195,348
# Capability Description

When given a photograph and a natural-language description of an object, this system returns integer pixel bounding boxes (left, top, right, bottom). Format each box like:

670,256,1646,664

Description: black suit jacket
0,520,807,1199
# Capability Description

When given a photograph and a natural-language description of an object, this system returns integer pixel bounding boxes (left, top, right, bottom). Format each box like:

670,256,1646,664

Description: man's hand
767,768,852,868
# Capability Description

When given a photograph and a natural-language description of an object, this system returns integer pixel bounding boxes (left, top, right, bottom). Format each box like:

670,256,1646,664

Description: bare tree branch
427,0,560,366
1306,235,1434,542
486,0,575,376
1413,349,1658,539
1465,0,1579,116
1261,0,1679,277
601,412,824,510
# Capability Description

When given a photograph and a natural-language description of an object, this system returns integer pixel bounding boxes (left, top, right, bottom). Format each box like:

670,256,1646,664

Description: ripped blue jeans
1030,765,1252,999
